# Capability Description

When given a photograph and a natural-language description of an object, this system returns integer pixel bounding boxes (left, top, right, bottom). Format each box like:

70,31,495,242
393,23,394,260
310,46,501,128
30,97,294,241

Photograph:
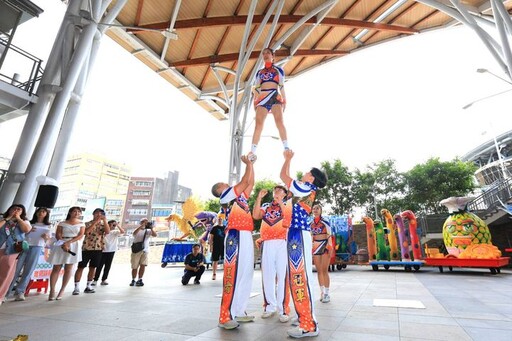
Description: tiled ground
1,263,511,340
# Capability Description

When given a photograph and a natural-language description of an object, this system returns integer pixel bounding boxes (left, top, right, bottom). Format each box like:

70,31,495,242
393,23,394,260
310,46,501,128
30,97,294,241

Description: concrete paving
1,263,511,341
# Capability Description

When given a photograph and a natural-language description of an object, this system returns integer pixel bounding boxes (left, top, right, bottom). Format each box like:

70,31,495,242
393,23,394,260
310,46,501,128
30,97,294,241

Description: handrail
467,177,512,213
0,169,7,193
0,38,44,96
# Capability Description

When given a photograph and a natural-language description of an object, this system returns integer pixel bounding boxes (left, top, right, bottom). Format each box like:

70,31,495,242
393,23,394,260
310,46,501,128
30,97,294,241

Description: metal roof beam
125,15,418,35
160,0,182,61
169,49,347,67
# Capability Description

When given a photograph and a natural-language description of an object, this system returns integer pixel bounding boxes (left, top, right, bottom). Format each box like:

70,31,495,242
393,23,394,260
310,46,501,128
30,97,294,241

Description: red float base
424,257,510,274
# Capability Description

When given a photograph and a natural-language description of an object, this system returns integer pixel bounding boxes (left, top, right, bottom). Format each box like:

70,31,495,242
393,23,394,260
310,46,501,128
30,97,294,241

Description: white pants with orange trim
261,239,288,314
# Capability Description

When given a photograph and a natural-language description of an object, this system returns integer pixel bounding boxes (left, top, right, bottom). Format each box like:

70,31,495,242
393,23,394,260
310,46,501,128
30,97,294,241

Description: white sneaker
235,315,255,323
218,320,239,330
261,311,275,319
279,314,291,323
72,288,80,295
322,294,330,303
287,326,319,338
14,293,25,301
291,317,299,326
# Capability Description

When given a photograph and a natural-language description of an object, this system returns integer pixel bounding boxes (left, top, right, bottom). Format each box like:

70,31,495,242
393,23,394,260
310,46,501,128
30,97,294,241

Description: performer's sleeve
219,186,237,205
254,69,262,90
277,66,285,86
289,179,312,198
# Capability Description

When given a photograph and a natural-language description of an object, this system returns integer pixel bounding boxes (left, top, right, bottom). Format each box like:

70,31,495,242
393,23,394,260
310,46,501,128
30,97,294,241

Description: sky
1,1,511,201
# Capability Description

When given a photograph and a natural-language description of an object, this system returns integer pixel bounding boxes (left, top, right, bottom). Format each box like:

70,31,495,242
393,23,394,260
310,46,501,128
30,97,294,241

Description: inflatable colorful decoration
401,210,422,261
440,197,493,257
380,209,399,260
374,220,389,261
394,213,410,261
362,216,377,261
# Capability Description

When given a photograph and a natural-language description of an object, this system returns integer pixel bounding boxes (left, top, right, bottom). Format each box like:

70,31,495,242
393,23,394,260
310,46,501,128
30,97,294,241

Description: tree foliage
404,157,477,214
317,159,354,215
352,159,407,218
196,157,477,223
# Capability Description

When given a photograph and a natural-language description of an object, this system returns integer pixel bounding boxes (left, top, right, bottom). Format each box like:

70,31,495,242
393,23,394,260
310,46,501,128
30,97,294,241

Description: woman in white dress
48,206,85,300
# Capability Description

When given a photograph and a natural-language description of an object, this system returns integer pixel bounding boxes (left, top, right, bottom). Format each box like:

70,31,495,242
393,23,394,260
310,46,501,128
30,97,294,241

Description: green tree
352,159,406,218
203,198,221,214
405,158,477,214
317,159,353,215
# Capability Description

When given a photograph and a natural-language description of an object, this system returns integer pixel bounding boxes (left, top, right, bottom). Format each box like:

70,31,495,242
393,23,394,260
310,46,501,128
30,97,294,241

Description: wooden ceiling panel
107,0,490,120
208,0,246,17
184,64,209,88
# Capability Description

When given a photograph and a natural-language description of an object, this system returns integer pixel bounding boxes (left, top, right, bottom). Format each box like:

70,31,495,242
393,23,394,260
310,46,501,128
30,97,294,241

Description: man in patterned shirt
252,185,291,323
73,208,110,295
211,154,256,330
280,149,327,339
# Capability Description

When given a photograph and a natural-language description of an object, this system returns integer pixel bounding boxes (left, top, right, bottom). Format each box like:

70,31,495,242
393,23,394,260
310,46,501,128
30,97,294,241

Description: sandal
48,293,56,301
212,273,216,280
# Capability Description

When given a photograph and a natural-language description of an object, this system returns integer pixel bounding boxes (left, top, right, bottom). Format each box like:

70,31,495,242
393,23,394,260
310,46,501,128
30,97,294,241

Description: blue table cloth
161,242,195,263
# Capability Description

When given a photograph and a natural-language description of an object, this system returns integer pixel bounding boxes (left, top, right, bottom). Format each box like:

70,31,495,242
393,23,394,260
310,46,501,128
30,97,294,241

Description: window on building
131,199,149,206
127,209,148,215
132,190,151,196
134,181,153,187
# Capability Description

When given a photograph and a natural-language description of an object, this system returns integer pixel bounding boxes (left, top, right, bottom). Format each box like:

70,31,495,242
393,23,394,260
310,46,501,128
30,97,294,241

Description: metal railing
467,177,512,215
0,38,44,96
0,169,7,193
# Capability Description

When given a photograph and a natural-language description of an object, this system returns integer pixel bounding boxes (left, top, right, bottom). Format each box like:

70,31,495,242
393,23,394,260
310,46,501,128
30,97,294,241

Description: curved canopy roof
105,0,507,120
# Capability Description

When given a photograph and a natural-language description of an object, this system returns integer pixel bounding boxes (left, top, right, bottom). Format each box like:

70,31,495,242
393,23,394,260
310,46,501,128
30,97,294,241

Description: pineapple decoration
440,197,492,257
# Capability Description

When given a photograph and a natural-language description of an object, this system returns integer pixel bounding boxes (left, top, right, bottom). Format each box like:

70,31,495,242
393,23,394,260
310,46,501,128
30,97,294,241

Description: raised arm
252,189,267,220
280,149,294,186
233,155,254,195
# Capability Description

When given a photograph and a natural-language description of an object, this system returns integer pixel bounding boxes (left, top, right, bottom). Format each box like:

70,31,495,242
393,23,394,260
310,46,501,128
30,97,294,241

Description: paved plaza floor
1,262,511,341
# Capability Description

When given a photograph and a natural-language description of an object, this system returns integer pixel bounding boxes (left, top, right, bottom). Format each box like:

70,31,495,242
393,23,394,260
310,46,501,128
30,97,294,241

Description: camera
145,222,153,229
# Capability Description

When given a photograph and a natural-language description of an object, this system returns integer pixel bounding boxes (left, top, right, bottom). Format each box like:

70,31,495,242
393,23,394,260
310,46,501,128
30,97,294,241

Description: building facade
121,171,192,231
51,152,131,222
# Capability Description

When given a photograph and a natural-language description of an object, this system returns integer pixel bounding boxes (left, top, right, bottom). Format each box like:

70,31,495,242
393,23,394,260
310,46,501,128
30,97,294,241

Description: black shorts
78,250,103,268
211,243,225,262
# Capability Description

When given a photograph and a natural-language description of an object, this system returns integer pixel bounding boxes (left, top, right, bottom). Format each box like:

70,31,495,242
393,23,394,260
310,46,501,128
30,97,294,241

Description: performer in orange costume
211,155,256,330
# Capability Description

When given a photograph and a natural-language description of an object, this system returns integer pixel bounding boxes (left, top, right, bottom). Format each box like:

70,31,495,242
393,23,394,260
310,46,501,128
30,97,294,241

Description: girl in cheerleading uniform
310,204,333,303
249,48,289,160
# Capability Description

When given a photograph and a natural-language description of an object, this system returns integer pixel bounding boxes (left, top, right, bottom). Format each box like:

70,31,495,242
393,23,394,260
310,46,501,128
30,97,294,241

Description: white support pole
14,13,99,207
449,0,508,74
0,2,80,210
47,0,128,185
490,0,512,80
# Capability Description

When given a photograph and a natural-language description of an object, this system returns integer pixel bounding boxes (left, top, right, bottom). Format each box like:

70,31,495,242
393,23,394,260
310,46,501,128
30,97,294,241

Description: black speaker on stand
34,185,59,208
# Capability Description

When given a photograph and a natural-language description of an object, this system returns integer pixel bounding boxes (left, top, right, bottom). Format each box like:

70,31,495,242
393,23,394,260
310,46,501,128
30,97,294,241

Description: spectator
48,206,85,300
181,243,206,285
73,208,110,295
8,207,51,301
0,204,31,305
92,220,125,286
208,214,225,280
252,185,291,322
129,218,156,287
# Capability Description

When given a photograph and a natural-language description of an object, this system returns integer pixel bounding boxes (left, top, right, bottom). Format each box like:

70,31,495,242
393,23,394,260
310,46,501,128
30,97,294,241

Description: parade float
327,215,357,270
365,209,424,272
424,197,510,274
